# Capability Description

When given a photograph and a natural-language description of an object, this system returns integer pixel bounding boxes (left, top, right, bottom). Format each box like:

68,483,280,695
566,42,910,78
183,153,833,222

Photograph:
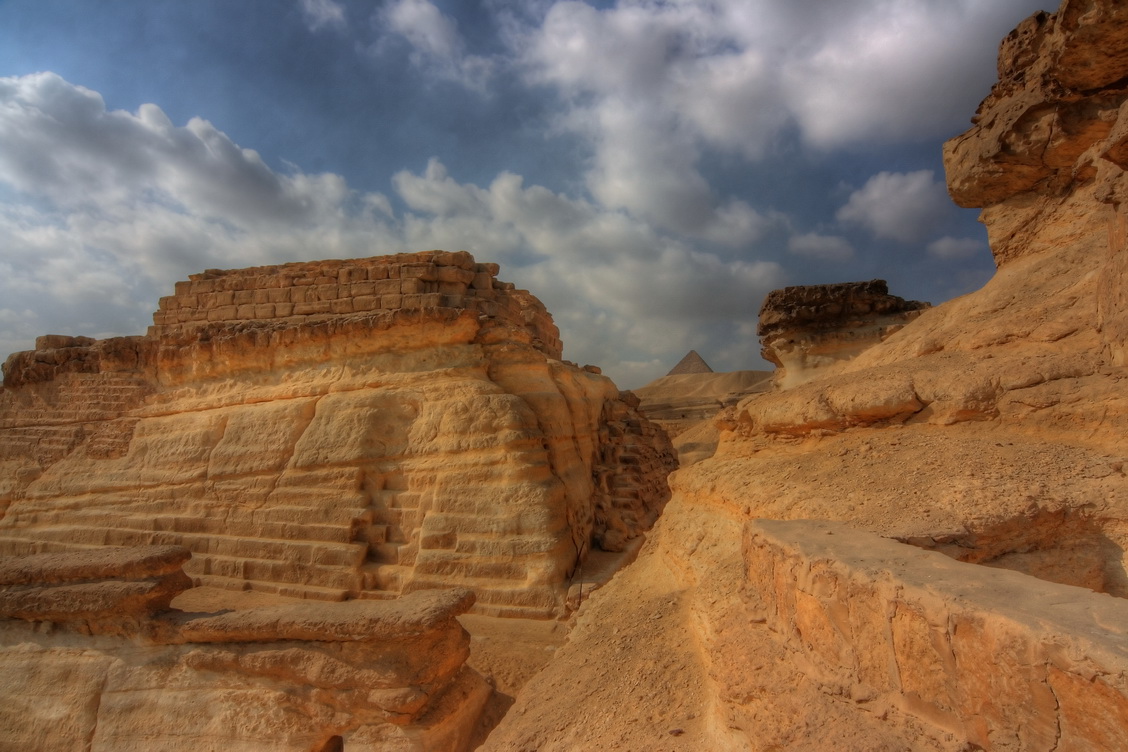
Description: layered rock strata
0,251,676,618
0,545,489,751
486,1,1128,747
757,279,929,388
747,520,1128,750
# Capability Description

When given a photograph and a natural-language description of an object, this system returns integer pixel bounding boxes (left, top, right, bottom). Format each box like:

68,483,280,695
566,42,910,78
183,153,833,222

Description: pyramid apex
666,350,713,376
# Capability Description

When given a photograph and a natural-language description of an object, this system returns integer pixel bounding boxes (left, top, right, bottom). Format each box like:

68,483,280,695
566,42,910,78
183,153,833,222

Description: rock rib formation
484,2,1128,749
0,251,676,618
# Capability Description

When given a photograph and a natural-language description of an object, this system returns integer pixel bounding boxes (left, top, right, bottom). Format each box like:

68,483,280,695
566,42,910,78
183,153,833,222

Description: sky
0,0,1056,388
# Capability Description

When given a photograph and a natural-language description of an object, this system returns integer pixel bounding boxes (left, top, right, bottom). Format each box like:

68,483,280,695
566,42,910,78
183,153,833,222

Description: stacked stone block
150,250,563,359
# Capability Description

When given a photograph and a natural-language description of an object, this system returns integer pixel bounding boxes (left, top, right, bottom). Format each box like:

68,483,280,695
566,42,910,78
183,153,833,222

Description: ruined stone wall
150,250,562,359
746,519,1128,751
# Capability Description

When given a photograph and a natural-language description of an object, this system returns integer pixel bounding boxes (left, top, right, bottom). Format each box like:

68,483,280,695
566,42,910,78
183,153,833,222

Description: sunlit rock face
0,251,676,619
943,0,1128,366
756,279,929,389
0,545,490,751
483,4,1128,748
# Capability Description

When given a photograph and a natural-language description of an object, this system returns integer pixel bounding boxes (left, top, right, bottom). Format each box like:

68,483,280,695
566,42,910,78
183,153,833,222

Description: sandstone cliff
0,251,676,619
484,2,1128,749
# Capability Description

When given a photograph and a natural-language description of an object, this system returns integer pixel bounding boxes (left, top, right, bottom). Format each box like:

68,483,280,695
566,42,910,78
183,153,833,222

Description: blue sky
0,0,1054,387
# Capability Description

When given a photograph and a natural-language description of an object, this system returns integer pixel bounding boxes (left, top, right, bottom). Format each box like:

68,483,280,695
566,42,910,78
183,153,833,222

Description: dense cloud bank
0,0,1051,385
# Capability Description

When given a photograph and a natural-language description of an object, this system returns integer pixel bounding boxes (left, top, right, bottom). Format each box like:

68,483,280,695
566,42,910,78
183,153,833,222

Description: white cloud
836,170,951,243
0,72,782,386
777,0,1051,147
378,0,493,88
788,232,855,261
927,236,987,260
299,0,346,32
510,0,1046,241
519,1,789,244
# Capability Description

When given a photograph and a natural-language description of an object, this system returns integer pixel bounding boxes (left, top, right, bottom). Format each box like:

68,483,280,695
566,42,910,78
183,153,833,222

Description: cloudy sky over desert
0,0,1054,385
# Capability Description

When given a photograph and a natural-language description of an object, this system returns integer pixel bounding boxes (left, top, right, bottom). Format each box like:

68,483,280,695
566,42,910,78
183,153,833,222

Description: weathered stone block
339,267,367,285
351,281,375,296
402,263,438,281
208,305,238,321
293,301,331,315
436,266,475,285
352,295,378,311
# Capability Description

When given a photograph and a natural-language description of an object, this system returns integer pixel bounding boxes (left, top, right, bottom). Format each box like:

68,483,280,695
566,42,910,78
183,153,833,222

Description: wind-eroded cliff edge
485,2,1128,749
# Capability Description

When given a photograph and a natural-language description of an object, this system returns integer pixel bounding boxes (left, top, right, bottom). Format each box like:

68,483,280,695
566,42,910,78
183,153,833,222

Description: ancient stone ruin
4,1,1128,749
0,251,675,615
0,250,677,748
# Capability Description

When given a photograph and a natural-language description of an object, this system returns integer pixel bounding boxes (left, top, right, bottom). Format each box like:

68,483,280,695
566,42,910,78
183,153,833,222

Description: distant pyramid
666,350,714,376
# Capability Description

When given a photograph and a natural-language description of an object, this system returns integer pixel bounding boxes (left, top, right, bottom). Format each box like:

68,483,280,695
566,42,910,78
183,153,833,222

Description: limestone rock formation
0,546,489,751
485,2,1128,748
757,279,929,388
0,251,676,619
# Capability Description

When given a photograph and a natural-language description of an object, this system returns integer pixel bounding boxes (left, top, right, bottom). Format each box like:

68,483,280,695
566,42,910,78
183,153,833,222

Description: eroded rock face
0,251,676,618
943,0,1128,365
757,280,929,388
0,546,488,751
485,3,1128,748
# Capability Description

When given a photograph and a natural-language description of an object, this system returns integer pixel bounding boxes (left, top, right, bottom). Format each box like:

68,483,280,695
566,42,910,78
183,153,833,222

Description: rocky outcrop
0,544,191,630
486,2,1128,748
747,520,1128,750
943,0,1128,366
757,279,929,388
0,251,675,618
0,546,489,751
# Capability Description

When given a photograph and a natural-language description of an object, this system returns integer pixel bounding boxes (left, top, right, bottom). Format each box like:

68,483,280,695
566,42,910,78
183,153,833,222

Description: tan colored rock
487,2,1128,748
0,551,490,751
0,252,675,620
0,545,192,633
744,519,1128,751
757,279,929,388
